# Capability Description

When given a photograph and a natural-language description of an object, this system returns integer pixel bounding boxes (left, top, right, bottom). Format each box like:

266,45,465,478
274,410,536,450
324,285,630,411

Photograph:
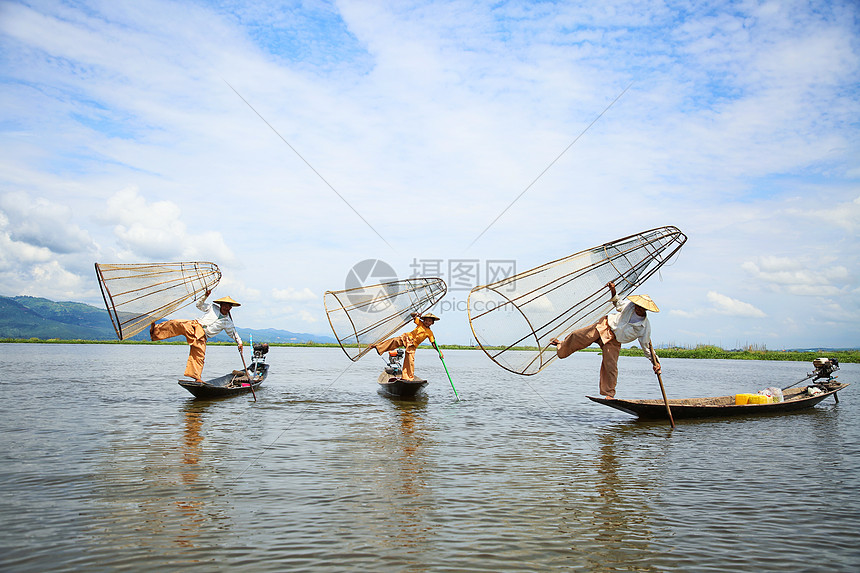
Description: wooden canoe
179,362,268,399
588,383,848,420
377,371,428,398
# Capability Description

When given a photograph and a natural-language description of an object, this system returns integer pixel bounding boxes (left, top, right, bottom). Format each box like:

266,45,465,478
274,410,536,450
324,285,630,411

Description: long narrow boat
376,348,428,398
179,343,269,398
377,372,428,398
588,382,848,420
589,357,846,421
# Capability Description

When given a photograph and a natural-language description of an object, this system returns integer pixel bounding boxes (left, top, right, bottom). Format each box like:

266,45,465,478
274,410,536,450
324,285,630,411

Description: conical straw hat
628,294,658,312
421,312,440,321
213,296,241,307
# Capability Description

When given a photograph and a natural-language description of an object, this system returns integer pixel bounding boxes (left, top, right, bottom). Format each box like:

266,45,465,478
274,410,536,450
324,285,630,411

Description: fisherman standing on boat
549,281,660,398
372,312,442,380
150,290,242,383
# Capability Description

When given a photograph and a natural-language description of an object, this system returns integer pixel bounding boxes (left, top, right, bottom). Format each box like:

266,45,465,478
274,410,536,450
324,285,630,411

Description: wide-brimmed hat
421,312,440,321
628,294,658,312
213,296,241,307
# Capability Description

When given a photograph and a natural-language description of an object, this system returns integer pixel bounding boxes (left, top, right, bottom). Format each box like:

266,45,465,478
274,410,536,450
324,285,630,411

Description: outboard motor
249,342,269,378
812,357,839,381
385,348,404,378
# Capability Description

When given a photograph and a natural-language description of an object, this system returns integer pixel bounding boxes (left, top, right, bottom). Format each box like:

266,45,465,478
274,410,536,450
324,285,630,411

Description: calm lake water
1,343,858,572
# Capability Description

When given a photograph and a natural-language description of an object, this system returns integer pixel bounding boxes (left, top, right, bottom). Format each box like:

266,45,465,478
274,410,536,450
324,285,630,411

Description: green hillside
0,296,143,340
13,296,112,330
0,295,336,344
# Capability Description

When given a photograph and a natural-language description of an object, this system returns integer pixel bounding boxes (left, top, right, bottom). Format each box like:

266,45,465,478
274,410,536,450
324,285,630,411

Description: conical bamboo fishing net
325,278,447,361
467,226,686,375
95,262,221,340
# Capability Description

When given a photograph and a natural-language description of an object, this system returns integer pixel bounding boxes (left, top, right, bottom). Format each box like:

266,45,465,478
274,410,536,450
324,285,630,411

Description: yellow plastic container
747,394,773,404
735,393,755,405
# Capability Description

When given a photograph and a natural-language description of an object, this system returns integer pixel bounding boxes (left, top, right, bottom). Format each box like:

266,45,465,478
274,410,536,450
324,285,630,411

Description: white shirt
606,296,654,360
196,298,242,345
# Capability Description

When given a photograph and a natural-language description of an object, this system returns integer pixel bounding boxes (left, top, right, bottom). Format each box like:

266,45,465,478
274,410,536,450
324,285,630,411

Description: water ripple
1,345,858,571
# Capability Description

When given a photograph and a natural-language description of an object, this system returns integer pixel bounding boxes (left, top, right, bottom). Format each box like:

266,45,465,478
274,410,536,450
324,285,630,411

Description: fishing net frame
95,261,222,340
324,277,447,362
467,226,687,376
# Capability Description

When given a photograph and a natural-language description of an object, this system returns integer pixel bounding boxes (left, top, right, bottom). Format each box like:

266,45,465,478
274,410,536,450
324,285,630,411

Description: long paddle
649,342,674,428
239,346,256,402
434,342,460,402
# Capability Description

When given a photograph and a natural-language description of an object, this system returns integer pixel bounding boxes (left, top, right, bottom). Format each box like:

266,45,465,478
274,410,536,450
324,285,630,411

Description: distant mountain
0,296,129,340
787,348,859,353
212,327,337,345
0,295,337,344
207,327,337,345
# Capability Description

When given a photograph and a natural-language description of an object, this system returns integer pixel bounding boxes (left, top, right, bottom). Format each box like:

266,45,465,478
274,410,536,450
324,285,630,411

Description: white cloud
212,275,261,306
669,309,703,319
101,187,237,264
706,291,767,318
0,0,858,346
31,260,85,293
0,192,95,255
0,212,54,267
669,291,767,319
0,193,99,299
298,309,319,323
790,195,860,234
271,287,317,302
741,256,849,297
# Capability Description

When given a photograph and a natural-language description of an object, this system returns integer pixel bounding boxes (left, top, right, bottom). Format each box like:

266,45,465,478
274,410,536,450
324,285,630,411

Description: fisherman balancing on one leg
372,312,443,381
549,281,660,399
150,290,243,383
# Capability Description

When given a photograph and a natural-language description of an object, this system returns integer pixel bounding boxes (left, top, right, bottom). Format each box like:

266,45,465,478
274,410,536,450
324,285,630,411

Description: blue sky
1,0,858,349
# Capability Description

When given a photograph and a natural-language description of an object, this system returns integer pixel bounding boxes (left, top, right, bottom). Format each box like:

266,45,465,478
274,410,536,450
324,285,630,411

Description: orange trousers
556,316,621,398
374,334,417,380
151,320,207,381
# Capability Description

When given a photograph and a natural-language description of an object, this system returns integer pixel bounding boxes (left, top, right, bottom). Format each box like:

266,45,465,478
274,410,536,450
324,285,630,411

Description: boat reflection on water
173,402,208,548
181,404,205,482
584,423,663,572
379,399,433,551
329,395,435,554
393,402,428,499
89,400,234,556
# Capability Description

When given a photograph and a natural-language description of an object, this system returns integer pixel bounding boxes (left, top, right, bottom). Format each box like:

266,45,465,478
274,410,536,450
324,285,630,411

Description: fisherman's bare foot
149,321,156,340
549,338,560,346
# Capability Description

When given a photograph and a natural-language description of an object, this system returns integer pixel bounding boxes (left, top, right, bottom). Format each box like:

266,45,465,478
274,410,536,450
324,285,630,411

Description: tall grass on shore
622,344,859,363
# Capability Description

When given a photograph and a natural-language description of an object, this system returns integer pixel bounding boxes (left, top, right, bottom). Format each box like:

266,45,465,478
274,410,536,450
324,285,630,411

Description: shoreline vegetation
2,338,857,363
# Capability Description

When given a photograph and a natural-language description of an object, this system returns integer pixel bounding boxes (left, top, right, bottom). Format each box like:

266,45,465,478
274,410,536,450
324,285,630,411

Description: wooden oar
649,342,674,428
434,342,460,402
239,346,256,402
